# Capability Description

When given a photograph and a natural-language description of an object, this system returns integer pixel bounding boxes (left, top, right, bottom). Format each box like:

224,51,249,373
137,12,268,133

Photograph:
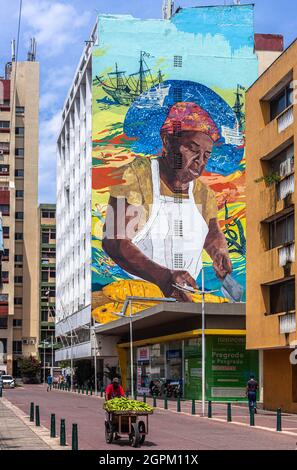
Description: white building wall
56,23,97,357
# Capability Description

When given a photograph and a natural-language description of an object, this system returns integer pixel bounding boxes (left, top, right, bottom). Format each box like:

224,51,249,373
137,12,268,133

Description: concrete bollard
72,423,78,450
191,399,196,415
208,401,212,418
277,408,282,432
177,396,181,413
164,395,168,410
50,414,56,438
60,419,66,446
249,408,255,426
143,393,146,403
227,403,232,422
153,395,157,407
35,405,40,427
30,402,34,422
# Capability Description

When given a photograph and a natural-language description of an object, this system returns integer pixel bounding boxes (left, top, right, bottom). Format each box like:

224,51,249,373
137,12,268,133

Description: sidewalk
0,398,51,450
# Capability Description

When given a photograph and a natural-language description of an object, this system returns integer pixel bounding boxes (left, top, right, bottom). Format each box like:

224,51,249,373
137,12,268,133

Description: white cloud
22,0,91,57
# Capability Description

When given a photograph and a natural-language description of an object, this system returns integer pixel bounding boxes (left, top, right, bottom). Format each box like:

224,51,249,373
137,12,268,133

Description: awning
94,302,245,343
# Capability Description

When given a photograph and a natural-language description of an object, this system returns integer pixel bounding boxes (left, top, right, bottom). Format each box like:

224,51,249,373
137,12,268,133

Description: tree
19,356,41,384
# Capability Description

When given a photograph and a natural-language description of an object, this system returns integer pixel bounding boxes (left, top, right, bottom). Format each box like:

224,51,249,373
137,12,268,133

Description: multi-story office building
246,40,297,412
0,50,39,375
56,4,284,397
38,204,56,378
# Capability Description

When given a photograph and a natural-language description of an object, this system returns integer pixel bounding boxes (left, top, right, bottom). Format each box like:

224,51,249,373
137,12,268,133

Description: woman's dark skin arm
102,196,197,300
204,218,232,280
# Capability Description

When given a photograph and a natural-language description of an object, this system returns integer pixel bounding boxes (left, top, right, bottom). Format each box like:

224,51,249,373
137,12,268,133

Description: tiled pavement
0,398,50,450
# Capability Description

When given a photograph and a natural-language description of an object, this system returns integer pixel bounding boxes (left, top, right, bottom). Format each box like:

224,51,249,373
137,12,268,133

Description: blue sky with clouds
0,0,296,203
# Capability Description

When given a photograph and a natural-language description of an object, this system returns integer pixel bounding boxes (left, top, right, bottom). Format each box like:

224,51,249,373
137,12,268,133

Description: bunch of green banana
104,397,153,413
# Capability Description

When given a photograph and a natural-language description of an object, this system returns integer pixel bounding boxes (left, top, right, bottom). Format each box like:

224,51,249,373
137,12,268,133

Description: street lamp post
129,300,134,398
43,339,46,384
201,266,206,417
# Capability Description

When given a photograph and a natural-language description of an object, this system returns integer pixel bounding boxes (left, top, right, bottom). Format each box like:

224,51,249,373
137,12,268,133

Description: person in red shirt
105,377,125,401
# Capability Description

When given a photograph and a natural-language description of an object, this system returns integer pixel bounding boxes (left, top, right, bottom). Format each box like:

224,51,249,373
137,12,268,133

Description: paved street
0,397,50,450
2,385,297,450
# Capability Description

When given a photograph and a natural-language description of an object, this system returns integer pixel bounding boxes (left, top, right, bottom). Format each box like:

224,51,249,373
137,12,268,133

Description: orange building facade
246,40,297,412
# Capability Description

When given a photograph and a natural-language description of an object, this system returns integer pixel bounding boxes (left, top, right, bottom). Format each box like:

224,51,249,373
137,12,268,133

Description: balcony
279,312,296,334
277,106,294,133
279,243,295,267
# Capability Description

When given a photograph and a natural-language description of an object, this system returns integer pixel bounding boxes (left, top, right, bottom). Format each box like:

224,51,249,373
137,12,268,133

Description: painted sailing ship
94,51,170,107
221,84,246,147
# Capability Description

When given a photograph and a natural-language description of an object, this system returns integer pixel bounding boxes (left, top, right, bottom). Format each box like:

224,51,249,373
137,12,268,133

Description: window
15,169,24,177
13,340,22,354
0,338,7,352
173,87,183,103
0,204,9,215
15,148,24,157
174,220,183,237
2,272,9,283
269,212,294,249
3,226,9,238
42,231,49,244
41,210,55,219
0,142,9,153
0,121,10,129
15,106,25,114
13,319,22,327
0,317,8,329
16,190,24,198
14,254,23,263
15,127,24,136
0,164,9,175
266,278,295,314
14,297,22,305
15,233,23,240
14,276,23,284
2,249,9,260
173,55,183,67
173,253,184,269
15,212,24,220
270,83,293,121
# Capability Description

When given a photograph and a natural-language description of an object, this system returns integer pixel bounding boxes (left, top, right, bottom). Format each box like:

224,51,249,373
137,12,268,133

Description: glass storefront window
166,341,183,381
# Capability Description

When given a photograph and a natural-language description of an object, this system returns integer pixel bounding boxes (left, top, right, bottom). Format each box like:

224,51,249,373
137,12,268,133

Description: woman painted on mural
102,102,232,301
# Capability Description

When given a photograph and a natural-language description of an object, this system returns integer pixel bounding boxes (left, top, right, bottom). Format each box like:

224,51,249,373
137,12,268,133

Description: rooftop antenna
27,38,37,61
162,0,174,19
11,40,16,62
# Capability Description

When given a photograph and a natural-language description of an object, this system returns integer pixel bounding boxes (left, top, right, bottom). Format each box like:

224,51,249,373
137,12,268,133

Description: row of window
0,122,25,134
0,251,23,263
2,227,23,240
41,210,55,219
41,228,56,244
0,206,24,218
0,105,25,112
0,273,23,283
0,165,24,177
0,143,25,156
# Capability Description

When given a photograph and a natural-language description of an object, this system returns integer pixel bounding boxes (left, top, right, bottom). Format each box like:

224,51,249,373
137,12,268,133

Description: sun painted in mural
91,8,257,323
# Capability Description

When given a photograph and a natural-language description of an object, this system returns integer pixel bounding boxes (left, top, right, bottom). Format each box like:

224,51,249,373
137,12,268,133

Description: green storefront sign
184,336,258,401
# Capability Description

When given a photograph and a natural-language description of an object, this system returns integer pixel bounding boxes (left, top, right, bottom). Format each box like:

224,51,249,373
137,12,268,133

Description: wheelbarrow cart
105,409,153,447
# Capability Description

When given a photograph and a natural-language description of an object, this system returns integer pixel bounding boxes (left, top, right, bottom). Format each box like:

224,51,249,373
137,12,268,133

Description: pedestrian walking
47,373,53,392
246,374,258,414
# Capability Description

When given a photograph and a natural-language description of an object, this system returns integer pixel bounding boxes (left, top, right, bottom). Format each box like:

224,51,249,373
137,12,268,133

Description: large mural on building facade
91,6,258,323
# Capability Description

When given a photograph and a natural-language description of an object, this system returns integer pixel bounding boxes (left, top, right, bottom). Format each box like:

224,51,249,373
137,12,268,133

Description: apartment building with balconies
246,39,297,412
0,49,39,375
